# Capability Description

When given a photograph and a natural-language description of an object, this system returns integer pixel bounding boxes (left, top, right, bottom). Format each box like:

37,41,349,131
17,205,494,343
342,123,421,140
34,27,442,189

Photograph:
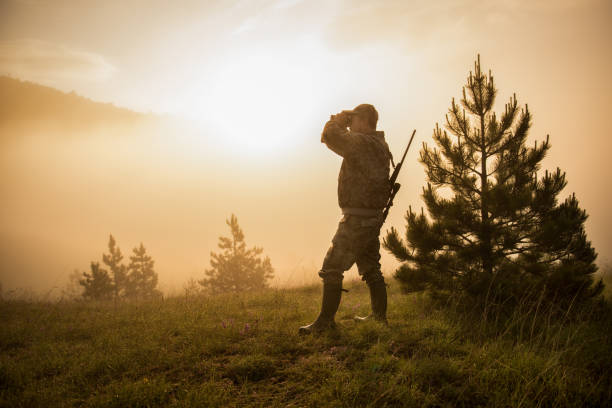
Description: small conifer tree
79,262,114,300
125,243,160,298
102,234,127,299
384,56,603,308
200,214,274,293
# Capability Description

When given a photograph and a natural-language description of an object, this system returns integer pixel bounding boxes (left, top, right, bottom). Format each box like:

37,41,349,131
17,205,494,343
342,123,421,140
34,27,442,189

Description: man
299,103,392,335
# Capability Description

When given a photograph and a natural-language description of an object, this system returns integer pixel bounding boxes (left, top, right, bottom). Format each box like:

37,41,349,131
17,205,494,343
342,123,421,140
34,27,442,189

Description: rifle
382,129,416,223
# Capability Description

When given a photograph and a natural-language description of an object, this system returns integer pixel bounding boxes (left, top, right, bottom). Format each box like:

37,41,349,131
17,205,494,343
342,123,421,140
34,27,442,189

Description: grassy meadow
1,279,611,407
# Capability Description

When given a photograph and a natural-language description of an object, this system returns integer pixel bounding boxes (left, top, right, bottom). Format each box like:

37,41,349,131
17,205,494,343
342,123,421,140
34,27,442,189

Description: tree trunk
480,110,493,275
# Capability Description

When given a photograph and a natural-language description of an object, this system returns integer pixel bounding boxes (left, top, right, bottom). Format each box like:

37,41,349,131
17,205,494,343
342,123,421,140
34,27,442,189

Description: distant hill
0,76,144,131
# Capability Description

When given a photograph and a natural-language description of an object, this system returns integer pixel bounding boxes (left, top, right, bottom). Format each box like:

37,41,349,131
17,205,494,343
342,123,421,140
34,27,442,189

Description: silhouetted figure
299,104,392,335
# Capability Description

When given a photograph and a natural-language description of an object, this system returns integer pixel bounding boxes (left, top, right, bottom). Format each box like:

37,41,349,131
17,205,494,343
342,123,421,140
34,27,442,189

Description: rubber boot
298,282,343,335
354,280,388,324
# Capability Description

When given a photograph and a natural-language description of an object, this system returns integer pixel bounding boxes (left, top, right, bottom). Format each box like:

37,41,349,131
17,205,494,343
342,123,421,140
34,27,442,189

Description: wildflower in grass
220,319,234,329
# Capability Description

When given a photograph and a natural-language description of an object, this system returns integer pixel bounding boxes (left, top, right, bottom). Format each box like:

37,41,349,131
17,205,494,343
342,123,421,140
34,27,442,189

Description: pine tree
384,56,603,307
125,243,160,298
200,214,274,294
102,234,127,299
79,262,114,300
62,269,83,300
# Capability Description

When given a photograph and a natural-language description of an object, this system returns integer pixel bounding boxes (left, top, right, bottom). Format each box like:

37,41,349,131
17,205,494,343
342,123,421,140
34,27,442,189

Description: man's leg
355,220,388,323
354,278,387,323
299,218,355,335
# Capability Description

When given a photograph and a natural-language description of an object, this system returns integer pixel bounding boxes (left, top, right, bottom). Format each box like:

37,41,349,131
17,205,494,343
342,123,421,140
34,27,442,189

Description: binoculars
331,110,355,128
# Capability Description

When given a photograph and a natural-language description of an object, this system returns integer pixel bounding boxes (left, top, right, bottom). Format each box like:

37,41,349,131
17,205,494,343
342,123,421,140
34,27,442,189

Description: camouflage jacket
321,117,392,211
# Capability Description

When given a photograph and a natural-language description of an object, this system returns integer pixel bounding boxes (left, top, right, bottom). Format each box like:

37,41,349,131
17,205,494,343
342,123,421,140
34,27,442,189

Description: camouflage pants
318,214,385,286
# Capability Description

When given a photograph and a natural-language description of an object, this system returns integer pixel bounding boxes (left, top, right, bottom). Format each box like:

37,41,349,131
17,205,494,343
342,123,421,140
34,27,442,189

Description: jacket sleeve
320,117,354,158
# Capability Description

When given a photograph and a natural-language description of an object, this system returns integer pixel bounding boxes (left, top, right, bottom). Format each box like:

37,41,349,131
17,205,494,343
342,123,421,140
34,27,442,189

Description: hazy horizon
1,0,611,296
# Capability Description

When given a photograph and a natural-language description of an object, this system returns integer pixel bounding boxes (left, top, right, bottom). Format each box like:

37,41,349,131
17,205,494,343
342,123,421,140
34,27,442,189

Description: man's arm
320,111,353,157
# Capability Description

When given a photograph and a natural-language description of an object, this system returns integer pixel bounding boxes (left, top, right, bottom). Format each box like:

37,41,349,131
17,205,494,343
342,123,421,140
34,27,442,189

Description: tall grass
600,263,612,300
1,280,610,407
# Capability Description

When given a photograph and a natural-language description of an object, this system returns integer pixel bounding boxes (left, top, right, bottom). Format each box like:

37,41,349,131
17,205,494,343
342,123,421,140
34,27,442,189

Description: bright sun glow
185,42,329,156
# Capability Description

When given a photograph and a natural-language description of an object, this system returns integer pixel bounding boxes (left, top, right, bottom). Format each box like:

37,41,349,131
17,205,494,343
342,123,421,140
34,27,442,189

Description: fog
0,117,407,295
2,1,611,295
3,109,611,297
2,87,612,296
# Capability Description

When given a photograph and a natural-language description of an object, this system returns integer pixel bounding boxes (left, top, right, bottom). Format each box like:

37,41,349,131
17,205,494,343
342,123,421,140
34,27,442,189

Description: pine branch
383,227,412,262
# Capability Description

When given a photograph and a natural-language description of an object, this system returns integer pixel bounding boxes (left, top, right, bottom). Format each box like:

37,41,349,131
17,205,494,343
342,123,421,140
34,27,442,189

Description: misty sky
3,1,611,122
2,0,611,155
1,0,612,291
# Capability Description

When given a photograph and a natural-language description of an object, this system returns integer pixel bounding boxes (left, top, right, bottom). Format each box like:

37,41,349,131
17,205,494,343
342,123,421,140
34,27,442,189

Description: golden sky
1,0,611,293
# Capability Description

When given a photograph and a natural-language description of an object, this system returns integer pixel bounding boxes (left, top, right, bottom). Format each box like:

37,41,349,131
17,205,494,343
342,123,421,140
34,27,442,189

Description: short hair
352,104,378,129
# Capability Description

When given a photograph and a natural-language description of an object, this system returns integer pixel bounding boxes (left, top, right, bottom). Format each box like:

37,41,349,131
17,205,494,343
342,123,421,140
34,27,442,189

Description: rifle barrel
389,129,416,184
383,129,416,223
399,129,416,165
